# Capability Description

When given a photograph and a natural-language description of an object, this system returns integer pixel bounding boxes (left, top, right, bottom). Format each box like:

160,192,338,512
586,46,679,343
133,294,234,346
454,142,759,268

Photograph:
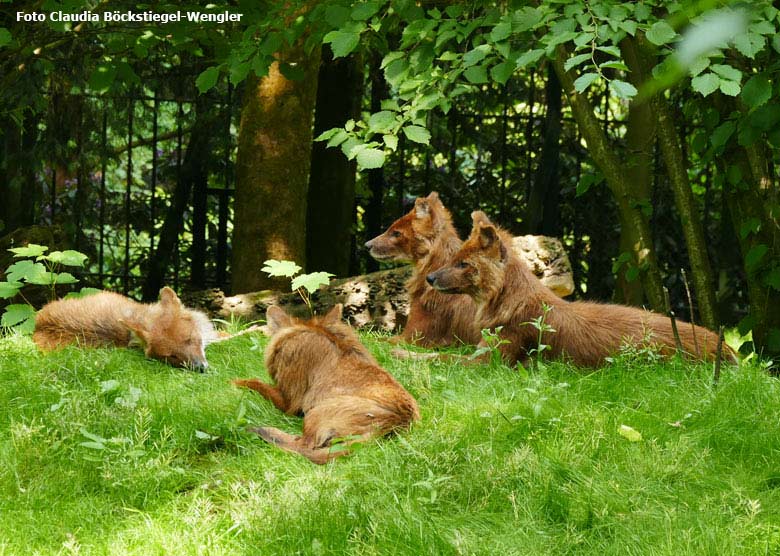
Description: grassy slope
0,332,779,556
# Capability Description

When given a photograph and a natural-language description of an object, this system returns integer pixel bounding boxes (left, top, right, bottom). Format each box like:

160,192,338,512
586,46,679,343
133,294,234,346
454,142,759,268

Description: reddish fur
364,191,481,346
232,304,420,464
33,287,217,368
428,211,732,367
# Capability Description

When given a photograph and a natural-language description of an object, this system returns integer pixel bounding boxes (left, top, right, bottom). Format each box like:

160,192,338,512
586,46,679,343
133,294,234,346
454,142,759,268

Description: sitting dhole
364,191,481,346
33,287,218,369
427,211,730,367
232,304,419,464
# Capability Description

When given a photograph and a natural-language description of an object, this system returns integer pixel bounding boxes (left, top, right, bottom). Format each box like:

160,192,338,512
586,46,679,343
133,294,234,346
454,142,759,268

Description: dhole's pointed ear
159,287,182,307
322,303,343,324
477,223,499,250
414,196,431,219
471,210,493,227
426,191,440,203
266,305,292,334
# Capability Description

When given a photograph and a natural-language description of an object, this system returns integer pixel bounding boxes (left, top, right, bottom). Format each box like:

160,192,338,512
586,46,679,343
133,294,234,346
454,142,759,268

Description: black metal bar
99,107,108,283
124,94,134,295
524,70,536,209
216,83,232,288
499,83,509,223
75,101,83,253
174,98,184,290
150,92,159,253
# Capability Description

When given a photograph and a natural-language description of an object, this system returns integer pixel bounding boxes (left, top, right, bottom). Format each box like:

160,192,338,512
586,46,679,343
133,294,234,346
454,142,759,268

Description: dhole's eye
456,261,469,269
391,230,402,238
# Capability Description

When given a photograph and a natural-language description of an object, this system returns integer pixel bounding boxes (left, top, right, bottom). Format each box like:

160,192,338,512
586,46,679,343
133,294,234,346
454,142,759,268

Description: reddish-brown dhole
427,211,730,367
364,191,481,346
33,287,217,369
232,304,420,464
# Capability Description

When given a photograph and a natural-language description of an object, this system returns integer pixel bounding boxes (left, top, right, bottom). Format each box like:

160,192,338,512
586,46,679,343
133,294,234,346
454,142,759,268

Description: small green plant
526,303,556,362
261,259,334,315
0,244,94,334
471,326,511,367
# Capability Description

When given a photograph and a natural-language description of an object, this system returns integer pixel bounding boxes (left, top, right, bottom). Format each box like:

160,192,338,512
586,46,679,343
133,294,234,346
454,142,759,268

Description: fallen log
182,235,575,332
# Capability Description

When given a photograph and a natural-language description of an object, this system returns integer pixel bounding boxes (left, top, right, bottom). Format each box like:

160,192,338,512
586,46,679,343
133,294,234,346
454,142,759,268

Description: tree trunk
626,35,719,329
306,48,362,277
232,42,321,293
525,65,562,237
552,45,666,312
364,53,389,273
720,136,780,355
653,98,718,329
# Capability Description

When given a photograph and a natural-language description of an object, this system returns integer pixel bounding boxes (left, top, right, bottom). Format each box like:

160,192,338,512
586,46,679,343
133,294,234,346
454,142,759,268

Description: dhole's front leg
232,378,290,414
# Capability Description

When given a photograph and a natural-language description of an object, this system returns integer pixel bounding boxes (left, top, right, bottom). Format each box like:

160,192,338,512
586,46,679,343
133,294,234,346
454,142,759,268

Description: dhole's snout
426,273,436,286
364,238,375,250
186,358,209,372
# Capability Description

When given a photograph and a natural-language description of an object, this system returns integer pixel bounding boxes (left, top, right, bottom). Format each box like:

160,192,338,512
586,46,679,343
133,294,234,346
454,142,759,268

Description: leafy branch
261,259,334,315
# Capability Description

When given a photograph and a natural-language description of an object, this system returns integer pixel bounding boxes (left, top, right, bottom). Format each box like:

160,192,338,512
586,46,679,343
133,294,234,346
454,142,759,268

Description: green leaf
25,270,56,286
402,125,431,145
314,128,340,142
512,7,543,32
261,259,301,278
195,430,220,441
515,49,545,68
600,60,629,71
1,304,36,328
645,21,677,45
325,129,350,149
719,79,740,97
9,244,47,258
351,1,381,20
463,44,491,67
43,250,88,267
88,63,117,93
356,148,385,169
0,281,22,299
367,111,396,134
464,65,489,84
79,441,106,450
564,53,591,72
196,66,220,94
691,72,719,97
745,244,768,272
383,134,398,151
576,172,604,197
710,64,741,82
734,32,764,58
6,260,47,283
323,30,361,58
490,21,512,43
617,424,643,442
53,272,79,285
741,75,771,110
291,271,334,294
596,45,621,58
711,120,736,149
609,79,638,99
0,27,12,47
573,72,599,93
490,61,515,85
725,326,751,352
64,287,102,300
764,267,780,291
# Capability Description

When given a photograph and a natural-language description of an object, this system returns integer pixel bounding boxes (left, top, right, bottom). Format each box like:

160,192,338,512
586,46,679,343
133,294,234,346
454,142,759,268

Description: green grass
1,331,779,556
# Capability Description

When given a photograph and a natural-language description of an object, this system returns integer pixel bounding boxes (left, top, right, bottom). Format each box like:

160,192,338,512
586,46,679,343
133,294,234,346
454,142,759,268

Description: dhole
427,211,728,367
232,304,419,464
364,191,481,346
33,287,218,369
